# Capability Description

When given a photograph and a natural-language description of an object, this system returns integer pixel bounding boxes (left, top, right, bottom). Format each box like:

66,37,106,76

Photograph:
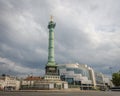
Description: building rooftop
24,76,43,81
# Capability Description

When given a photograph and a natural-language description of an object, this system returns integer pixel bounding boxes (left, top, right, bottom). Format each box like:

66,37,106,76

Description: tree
112,71,120,86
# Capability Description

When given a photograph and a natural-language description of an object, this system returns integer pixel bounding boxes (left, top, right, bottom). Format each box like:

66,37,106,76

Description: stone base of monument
44,75,60,80
21,80,68,90
33,75,68,90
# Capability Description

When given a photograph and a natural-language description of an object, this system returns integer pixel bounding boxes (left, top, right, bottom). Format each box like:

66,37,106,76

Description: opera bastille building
58,63,112,90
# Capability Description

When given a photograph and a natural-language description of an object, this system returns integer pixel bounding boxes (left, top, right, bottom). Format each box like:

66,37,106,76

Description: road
0,91,120,96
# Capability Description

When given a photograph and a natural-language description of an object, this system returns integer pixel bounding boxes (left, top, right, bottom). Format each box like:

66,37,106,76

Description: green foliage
112,71,120,86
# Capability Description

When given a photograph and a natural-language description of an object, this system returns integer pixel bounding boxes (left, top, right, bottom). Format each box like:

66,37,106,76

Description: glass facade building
58,63,111,90
95,72,104,85
58,63,92,89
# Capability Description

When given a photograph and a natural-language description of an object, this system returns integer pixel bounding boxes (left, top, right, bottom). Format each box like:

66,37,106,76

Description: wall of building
0,75,20,91
0,79,5,90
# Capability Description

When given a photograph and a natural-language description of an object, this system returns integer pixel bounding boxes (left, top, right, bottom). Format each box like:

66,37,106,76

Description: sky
0,0,120,78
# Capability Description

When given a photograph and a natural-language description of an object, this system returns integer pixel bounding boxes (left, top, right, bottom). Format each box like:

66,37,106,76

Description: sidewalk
8,88,99,92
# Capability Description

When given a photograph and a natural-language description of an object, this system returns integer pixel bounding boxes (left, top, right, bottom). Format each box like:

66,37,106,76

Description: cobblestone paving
0,91,120,96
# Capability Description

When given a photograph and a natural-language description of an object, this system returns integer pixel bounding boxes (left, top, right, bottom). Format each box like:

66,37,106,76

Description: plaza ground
0,90,120,96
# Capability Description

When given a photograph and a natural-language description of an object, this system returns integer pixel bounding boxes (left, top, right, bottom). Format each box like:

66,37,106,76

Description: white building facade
0,75,20,91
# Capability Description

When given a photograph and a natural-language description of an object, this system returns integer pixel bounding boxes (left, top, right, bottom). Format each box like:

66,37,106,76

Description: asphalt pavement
0,91,120,96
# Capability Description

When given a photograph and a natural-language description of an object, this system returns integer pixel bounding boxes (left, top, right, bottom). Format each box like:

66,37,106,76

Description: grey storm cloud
0,0,120,77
